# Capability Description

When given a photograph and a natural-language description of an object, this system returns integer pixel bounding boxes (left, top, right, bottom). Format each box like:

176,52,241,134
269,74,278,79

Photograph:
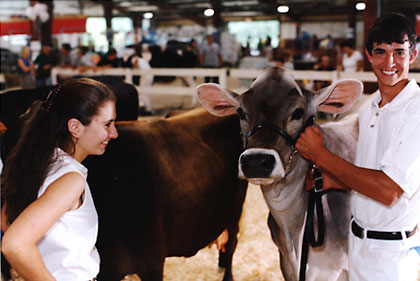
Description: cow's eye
291,108,304,120
237,107,246,120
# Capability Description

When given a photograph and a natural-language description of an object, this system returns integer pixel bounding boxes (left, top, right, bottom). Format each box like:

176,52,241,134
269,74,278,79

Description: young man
296,13,420,281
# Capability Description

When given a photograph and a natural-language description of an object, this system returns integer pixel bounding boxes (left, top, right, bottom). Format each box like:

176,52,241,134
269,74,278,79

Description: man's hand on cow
296,126,326,163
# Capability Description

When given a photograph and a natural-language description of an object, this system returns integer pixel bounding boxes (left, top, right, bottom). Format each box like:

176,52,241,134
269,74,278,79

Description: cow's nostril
262,156,275,171
240,154,276,178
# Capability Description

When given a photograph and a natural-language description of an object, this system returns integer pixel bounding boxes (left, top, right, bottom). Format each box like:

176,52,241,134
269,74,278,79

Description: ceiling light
277,5,289,13
355,2,366,11
204,8,215,17
143,12,153,19
127,5,158,12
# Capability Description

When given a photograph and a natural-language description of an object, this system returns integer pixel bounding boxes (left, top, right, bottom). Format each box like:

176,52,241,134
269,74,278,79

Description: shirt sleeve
381,110,420,198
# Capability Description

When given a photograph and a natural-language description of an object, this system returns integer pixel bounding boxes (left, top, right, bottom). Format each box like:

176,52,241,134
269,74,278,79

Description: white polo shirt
352,79,420,232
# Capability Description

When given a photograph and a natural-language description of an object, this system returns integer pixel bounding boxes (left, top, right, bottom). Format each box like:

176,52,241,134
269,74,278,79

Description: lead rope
298,164,326,281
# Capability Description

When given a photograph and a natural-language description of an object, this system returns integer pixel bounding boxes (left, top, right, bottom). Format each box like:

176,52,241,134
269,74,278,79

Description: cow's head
196,67,362,185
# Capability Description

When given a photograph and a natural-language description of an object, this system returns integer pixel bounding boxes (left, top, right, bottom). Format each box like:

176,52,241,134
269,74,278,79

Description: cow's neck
261,157,308,212
260,157,309,277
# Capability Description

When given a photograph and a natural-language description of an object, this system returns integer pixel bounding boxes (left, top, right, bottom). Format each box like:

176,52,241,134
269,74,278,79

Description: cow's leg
136,257,165,281
218,227,237,281
268,213,298,281
98,250,165,281
96,235,166,281
125,240,166,281
219,182,247,281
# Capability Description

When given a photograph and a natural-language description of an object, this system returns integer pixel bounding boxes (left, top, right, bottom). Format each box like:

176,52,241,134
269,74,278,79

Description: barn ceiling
105,0,420,23
1,1,419,24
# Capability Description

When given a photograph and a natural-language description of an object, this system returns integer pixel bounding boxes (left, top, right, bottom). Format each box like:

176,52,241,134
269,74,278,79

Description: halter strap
245,115,315,148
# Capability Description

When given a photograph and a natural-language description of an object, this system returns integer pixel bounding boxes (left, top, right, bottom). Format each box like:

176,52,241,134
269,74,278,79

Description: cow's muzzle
238,148,284,185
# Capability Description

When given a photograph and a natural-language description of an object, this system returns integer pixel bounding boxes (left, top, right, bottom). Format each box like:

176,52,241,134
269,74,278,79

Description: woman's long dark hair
1,78,116,225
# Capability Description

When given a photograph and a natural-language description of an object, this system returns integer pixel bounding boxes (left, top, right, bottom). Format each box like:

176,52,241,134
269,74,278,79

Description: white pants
349,225,420,281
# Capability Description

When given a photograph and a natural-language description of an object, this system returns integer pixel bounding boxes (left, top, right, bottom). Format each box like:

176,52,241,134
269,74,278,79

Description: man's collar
371,79,418,111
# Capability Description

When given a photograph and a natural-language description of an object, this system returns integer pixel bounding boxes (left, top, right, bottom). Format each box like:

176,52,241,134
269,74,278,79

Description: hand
296,126,325,162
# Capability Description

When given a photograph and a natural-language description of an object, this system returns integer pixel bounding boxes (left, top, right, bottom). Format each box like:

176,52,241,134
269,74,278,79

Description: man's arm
296,126,403,206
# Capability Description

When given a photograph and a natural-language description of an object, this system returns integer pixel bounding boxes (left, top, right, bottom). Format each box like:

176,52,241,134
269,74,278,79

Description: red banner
0,19,30,36
0,16,87,36
51,16,87,34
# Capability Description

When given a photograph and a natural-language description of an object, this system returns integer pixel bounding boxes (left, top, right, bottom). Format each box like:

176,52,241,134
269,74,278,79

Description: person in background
127,44,153,114
1,78,118,281
96,48,121,70
263,36,273,61
311,34,320,51
199,34,222,84
320,34,333,51
58,43,73,68
296,13,420,281
17,46,35,89
183,39,200,68
34,44,56,87
73,46,95,72
339,39,363,72
313,54,336,91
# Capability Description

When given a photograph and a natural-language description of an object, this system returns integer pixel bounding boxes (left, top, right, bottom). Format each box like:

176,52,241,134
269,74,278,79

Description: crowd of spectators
12,31,375,91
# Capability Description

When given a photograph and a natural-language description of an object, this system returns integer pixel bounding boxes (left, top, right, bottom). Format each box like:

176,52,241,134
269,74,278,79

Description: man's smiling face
366,37,418,92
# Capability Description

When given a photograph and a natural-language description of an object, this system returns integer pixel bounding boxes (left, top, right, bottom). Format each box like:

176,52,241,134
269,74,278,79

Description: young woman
1,78,118,281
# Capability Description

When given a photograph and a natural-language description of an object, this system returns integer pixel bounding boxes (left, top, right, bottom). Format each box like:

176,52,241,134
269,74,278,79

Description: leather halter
245,115,315,149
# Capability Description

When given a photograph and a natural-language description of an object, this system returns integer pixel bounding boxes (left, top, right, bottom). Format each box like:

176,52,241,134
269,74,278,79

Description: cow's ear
196,83,239,116
315,79,363,114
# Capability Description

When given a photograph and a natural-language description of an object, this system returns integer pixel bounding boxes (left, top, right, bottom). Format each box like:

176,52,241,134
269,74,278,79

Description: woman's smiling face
73,101,118,162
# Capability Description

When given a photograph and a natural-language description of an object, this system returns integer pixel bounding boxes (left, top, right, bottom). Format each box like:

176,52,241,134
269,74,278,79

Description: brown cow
1,104,247,280
84,108,248,281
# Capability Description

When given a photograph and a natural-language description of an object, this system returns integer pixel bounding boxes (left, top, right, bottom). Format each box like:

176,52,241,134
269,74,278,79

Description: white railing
51,67,420,97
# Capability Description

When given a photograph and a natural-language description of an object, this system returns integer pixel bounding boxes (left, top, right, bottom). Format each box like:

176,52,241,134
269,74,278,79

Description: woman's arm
1,172,86,281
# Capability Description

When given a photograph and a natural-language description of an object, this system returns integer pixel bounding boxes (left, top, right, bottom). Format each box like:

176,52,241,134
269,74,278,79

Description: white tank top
37,148,99,281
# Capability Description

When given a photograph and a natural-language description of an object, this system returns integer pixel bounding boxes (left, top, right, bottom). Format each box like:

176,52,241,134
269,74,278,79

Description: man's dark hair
79,46,89,55
62,43,71,51
366,13,417,55
107,48,117,56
